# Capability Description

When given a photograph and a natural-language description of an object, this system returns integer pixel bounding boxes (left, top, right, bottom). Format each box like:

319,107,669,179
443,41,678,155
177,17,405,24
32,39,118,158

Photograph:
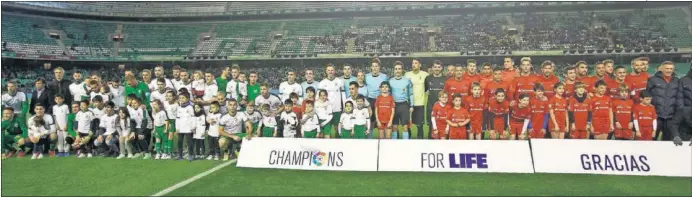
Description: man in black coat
669,106,692,146
29,78,53,115
645,61,682,141
680,65,692,107
47,67,72,105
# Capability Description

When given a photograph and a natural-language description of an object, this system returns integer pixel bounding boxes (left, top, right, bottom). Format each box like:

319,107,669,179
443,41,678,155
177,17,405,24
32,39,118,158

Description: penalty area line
151,159,238,196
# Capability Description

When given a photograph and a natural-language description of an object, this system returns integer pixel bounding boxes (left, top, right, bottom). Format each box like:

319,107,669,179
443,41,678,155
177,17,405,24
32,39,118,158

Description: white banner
236,138,379,171
531,139,692,177
378,140,534,173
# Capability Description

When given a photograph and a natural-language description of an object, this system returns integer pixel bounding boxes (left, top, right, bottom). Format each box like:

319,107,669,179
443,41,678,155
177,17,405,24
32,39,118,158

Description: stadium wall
2,2,689,23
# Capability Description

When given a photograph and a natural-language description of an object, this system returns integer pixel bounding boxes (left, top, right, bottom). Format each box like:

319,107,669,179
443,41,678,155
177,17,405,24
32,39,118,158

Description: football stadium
1,1,691,196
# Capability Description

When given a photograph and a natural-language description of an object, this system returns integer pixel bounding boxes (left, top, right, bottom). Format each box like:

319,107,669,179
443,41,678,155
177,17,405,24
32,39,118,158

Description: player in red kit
510,57,537,104
611,84,634,140
562,65,578,98
569,82,592,139
537,60,560,98
607,66,630,98
444,67,469,103
529,84,550,139
487,89,510,140
590,80,614,140
633,91,657,140
479,62,493,89
502,56,518,83
464,59,482,84
430,92,450,139
485,67,512,101
625,57,650,103
584,62,612,96
549,82,569,139
575,61,589,82
446,94,470,140
604,59,615,78
375,82,395,139
464,82,486,140
509,93,531,140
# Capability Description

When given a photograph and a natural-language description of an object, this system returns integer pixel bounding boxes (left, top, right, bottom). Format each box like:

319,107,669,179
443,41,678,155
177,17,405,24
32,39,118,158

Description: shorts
614,129,634,140
509,122,524,135
377,121,390,130
412,106,425,125
167,119,177,133
636,128,654,140
570,129,588,139
392,102,410,125
154,126,166,139
319,120,332,135
549,121,567,132
592,119,610,135
244,122,259,135
529,129,544,139
330,112,342,129
493,121,506,133
432,121,448,133
283,132,296,138
448,127,467,140
341,129,353,138
431,130,446,139
353,125,367,139
67,129,78,138
303,130,318,138
262,127,275,137
2,134,19,151
470,123,483,134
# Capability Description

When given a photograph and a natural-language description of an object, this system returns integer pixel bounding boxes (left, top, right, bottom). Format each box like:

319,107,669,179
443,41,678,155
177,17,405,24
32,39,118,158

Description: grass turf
168,164,692,196
1,157,219,196
3,157,689,196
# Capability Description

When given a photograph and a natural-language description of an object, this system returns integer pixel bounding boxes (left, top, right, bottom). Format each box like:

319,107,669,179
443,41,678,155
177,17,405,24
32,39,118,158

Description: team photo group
2,56,692,162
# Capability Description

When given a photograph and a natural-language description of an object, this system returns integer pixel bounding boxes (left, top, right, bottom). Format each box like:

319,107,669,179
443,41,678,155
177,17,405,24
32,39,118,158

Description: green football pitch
2,157,691,196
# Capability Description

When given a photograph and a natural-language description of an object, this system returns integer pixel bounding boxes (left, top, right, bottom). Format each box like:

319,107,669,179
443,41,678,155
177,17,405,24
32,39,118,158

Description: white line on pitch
151,159,238,197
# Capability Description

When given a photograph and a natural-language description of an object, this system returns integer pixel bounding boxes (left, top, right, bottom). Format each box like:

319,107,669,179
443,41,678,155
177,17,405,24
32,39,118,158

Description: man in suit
30,78,53,115
48,67,72,105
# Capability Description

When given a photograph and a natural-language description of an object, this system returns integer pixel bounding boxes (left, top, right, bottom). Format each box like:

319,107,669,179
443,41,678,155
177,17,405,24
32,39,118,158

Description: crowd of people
2,56,692,162
350,12,676,53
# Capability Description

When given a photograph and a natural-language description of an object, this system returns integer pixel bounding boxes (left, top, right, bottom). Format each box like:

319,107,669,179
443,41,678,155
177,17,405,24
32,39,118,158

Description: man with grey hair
48,66,72,104
646,61,682,141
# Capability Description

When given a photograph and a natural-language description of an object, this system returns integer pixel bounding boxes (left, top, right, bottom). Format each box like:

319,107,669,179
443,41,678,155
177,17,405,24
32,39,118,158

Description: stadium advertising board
531,139,692,177
378,140,534,173
237,138,379,171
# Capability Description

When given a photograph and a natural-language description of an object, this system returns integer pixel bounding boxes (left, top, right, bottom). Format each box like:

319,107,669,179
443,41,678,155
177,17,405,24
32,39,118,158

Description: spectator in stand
645,61,682,141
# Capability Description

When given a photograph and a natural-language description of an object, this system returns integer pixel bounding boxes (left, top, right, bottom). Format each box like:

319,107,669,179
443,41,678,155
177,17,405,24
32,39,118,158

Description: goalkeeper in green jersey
2,107,27,159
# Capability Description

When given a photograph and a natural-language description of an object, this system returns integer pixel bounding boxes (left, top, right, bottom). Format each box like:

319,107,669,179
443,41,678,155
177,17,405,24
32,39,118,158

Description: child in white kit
258,104,277,137
206,101,221,160
279,99,299,138
193,103,207,160
51,94,70,157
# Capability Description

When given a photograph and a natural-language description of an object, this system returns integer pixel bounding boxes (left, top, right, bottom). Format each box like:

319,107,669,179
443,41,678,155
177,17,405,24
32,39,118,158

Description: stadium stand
1,7,690,57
